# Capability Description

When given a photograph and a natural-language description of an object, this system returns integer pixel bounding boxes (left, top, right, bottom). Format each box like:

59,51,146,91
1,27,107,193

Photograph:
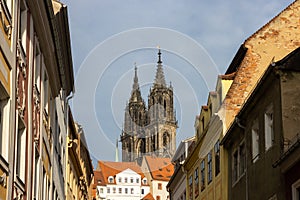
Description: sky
62,0,294,162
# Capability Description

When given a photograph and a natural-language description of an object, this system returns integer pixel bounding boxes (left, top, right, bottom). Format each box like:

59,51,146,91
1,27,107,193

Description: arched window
137,139,145,157
108,176,114,183
163,132,170,147
163,100,167,117
142,177,147,185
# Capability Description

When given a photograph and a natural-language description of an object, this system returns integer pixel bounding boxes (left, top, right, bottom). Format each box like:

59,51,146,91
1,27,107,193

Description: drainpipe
65,90,74,199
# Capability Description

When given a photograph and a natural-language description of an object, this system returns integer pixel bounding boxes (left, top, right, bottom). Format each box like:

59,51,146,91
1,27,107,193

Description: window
156,196,161,200
189,175,193,200
131,188,134,194
232,142,246,184
125,177,128,183
239,143,245,175
108,176,114,183
33,147,40,199
141,188,144,194
34,41,41,92
100,188,103,193
200,160,205,190
252,121,259,162
118,177,122,183
142,178,147,185
292,179,300,200
125,188,128,194
130,177,134,183
265,105,274,150
107,188,110,193
136,178,139,183
208,152,212,183
43,71,49,114
19,0,27,53
158,183,162,190
4,0,13,14
194,167,199,198
215,140,220,176
232,150,238,183
0,99,9,160
16,119,26,182
113,187,116,193
118,188,122,194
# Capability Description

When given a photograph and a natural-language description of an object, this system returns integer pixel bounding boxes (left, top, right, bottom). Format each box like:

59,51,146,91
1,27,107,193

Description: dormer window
142,177,147,185
108,176,114,183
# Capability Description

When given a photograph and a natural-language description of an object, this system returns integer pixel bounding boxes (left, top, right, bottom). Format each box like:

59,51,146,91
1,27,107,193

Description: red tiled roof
142,192,155,200
144,156,174,181
222,1,300,132
93,170,105,186
97,161,146,185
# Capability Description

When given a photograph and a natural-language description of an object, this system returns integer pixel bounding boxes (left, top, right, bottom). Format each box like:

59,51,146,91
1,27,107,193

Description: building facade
167,136,195,200
141,156,174,200
0,0,95,199
222,47,300,200
121,50,177,162
182,1,300,200
93,161,150,200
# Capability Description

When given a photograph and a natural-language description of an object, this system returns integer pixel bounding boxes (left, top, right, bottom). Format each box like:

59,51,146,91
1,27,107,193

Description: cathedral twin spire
122,48,177,162
131,48,167,97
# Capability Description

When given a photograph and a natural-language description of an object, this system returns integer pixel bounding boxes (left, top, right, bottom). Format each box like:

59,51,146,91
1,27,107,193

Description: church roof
143,156,174,181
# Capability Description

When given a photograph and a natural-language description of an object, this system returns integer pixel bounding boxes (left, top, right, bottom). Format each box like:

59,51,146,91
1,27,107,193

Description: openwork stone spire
154,48,166,86
132,63,139,91
130,64,142,102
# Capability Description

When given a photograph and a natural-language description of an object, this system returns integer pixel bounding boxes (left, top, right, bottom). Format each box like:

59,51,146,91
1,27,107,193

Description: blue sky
63,0,294,162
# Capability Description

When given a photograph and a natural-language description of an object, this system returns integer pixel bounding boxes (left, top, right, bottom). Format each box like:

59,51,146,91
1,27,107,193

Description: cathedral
120,49,177,162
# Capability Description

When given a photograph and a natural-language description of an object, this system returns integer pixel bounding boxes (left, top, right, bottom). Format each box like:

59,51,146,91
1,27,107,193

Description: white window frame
265,104,274,151
251,120,259,162
232,141,246,186
0,99,10,161
19,0,27,54
292,179,300,200
16,118,26,182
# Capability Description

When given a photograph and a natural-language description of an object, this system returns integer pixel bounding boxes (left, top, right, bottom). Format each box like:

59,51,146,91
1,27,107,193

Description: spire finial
133,63,139,91
154,48,166,86
157,46,162,64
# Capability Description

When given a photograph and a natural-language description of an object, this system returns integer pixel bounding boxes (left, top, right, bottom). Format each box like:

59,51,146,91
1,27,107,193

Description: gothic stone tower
121,49,177,162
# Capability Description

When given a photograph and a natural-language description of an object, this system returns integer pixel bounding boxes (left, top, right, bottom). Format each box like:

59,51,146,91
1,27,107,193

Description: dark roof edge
225,44,248,75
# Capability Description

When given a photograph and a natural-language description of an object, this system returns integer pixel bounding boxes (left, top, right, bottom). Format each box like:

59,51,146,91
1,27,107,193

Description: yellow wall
0,167,7,200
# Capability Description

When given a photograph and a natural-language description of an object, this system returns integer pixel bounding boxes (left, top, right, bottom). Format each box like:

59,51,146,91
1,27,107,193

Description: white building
94,161,150,200
141,156,174,200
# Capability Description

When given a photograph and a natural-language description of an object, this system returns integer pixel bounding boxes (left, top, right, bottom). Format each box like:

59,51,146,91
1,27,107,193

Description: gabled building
93,161,150,200
141,156,174,200
221,47,300,200
182,1,300,200
182,73,234,200
0,0,75,199
167,136,195,200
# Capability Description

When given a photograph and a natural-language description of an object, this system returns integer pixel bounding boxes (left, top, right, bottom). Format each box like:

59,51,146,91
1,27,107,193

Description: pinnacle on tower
130,63,143,102
132,63,139,91
154,48,166,86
